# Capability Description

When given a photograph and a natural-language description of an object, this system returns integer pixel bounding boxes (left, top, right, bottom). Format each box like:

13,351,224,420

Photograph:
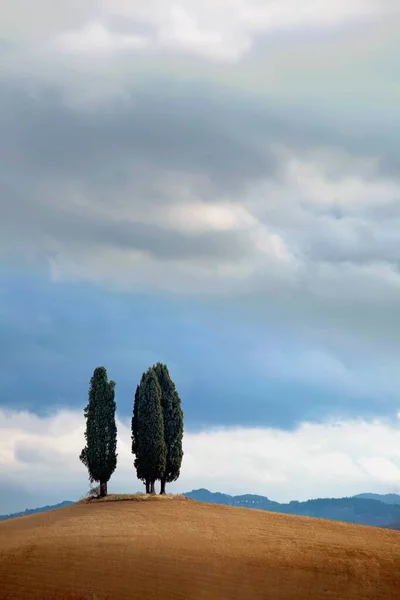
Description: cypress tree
153,363,184,494
80,366,117,497
131,374,149,493
135,368,167,494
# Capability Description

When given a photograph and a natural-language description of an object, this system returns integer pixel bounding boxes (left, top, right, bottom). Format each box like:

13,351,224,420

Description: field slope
0,497,399,600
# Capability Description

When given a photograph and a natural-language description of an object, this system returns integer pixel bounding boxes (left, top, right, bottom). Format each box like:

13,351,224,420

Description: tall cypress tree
135,368,166,494
131,374,149,492
153,363,184,494
80,366,117,497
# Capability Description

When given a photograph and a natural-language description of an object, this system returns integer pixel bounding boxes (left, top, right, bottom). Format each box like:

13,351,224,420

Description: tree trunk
145,480,150,494
100,481,107,497
160,477,166,495
150,480,155,494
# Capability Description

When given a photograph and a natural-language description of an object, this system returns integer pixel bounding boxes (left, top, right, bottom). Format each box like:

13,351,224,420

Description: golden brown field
0,495,399,600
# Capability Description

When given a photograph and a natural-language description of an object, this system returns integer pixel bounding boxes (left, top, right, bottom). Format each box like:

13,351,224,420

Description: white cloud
1,0,393,63
167,202,253,233
1,408,400,513
155,6,250,62
56,0,389,62
55,22,149,55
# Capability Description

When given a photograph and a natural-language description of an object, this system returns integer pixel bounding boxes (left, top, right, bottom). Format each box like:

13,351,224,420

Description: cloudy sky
1,0,400,514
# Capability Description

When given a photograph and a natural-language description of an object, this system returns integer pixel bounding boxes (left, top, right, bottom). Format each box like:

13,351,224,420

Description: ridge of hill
0,496,399,600
384,522,400,531
183,489,400,527
1,490,400,528
0,500,74,521
354,492,400,504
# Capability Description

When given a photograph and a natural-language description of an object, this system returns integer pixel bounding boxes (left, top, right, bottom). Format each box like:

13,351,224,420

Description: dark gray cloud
0,77,281,264
0,78,280,190
1,71,399,275
8,201,254,262
1,70,398,196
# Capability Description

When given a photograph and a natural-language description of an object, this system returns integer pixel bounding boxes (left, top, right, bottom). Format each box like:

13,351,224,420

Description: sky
1,0,400,514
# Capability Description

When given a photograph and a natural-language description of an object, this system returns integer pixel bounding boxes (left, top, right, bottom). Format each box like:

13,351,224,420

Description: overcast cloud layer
1,0,400,507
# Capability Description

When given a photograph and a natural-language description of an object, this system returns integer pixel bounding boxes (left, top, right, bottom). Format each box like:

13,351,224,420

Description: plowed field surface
0,497,399,600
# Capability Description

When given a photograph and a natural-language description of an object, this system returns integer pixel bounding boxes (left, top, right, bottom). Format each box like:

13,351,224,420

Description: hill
0,500,74,521
0,496,399,600
354,493,400,505
183,489,400,527
384,522,400,531
2,490,400,528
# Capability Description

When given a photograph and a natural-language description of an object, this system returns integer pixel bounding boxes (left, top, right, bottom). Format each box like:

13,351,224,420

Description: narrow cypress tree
136,368,166,494
80,366,117,497
131,374,150,493
153,363,184,494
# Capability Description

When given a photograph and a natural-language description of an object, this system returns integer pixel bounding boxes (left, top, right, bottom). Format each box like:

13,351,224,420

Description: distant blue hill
353,493,400,505
183,489,400,528
0,500,74,522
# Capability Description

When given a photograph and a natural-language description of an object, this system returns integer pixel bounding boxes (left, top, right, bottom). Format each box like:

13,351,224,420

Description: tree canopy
133,368,167,492
80,366,117,496
153,362,184,494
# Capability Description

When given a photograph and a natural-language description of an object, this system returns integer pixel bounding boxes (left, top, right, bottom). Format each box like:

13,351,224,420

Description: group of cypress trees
132,363,184,494
80,364,183,497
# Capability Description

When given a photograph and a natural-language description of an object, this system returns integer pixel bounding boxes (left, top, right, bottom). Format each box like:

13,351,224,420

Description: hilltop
0,495,399,600
2,489,400,528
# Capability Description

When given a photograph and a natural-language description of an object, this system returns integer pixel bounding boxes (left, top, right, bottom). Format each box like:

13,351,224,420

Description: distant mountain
184,488,280,510
184,489,400,528
353,493,400,505
0,501,74,522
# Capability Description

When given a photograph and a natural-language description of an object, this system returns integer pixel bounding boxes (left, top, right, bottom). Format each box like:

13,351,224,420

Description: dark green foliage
80,367,118,495
135,368,166,486
131,363,183,493
131,375,147,485
131,384,139,468
153,363,184,492
131,385,139,458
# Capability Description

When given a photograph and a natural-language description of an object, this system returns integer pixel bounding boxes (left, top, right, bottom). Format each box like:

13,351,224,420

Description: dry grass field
0,495,399,600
